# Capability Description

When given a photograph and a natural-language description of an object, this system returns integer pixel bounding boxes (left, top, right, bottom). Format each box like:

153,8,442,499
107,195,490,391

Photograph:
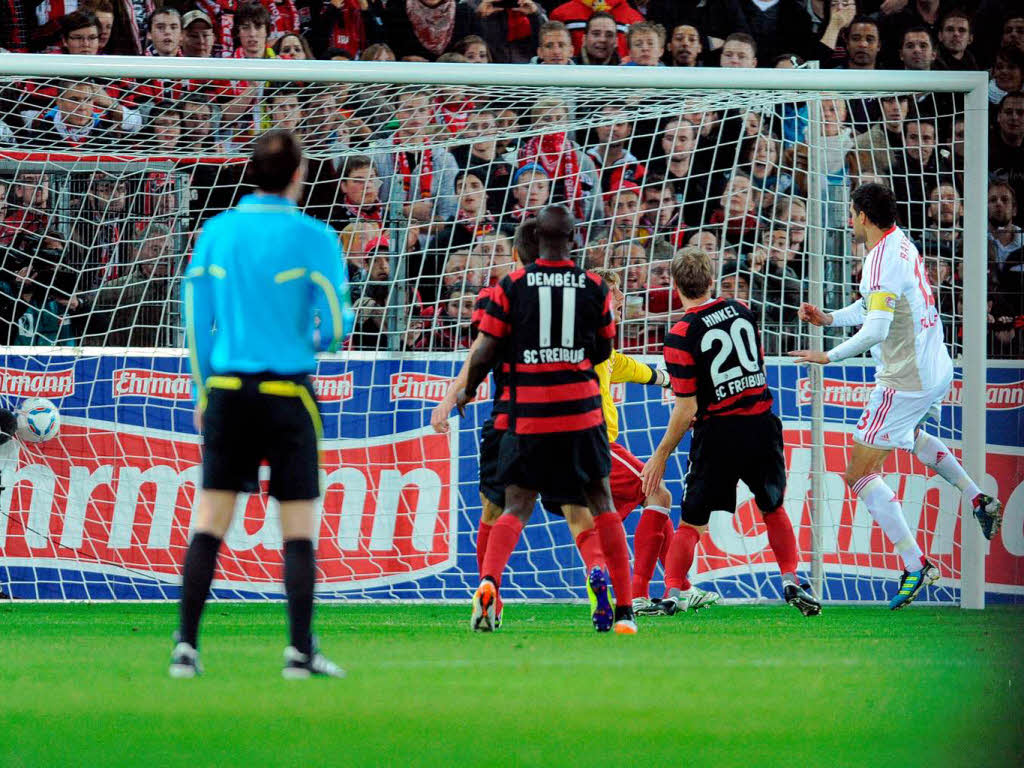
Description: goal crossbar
0,55,992,607
0,54,988,93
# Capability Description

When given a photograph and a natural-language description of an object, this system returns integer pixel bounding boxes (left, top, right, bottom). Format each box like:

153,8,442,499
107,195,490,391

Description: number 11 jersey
663,297,773,423
478,256,615,435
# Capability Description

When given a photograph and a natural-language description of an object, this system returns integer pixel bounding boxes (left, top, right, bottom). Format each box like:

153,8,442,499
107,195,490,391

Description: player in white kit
791,183,1002,610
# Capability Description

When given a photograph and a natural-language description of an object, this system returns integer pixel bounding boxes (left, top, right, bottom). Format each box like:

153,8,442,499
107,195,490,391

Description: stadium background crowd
0,0,1021,357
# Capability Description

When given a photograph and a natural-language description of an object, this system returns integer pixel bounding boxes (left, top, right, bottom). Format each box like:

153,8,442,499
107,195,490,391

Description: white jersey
858,226,952,391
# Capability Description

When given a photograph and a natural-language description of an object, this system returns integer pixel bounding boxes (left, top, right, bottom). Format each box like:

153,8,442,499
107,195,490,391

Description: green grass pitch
1,603,1021,768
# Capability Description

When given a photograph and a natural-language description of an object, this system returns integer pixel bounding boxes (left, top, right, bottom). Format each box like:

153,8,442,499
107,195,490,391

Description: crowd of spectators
0,0,1021,356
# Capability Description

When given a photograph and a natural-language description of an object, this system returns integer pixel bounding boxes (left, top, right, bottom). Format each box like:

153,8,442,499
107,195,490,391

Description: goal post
0,54,1006,606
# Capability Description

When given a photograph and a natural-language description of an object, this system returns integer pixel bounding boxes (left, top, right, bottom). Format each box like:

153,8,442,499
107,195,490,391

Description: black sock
178,532,221,649
284,539,315,656
614,604,634,622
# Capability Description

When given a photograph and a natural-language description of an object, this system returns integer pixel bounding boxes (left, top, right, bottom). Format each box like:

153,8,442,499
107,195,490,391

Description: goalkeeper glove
652,369,671,389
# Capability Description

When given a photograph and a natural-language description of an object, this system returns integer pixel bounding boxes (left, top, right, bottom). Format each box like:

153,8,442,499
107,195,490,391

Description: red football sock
658,516,673,568
480,514,524,589
664,525,701,593
764,507,799,577
594,513,632,607
574,527,606,572
476,520,493,580
630,507,668,598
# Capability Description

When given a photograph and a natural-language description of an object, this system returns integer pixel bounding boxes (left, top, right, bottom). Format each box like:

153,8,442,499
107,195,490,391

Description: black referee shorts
497,426,611,502
478,420,586,515
681,412,787,527
202,373,321,502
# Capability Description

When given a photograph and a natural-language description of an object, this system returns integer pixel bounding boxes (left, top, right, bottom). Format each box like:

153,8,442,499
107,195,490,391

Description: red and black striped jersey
663,297,773,422
470,284,511,430
469,284,492,338
478,257,615,435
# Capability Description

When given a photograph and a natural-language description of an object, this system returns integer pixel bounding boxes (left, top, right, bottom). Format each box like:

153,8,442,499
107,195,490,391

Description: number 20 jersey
858,225,952,391
663,297,772,423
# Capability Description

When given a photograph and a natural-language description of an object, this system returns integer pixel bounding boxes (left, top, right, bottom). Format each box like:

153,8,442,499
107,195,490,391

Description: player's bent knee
679,520,707,535
503,486,536,522
648,486,672,509
844,465,867,488
562,505,593,528
480,497,503,524
582,478,614,514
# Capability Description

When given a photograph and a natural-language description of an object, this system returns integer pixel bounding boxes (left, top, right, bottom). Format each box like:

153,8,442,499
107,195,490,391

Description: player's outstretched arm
431,335,483,433
641,395,697,497
799,299,868,330
790,294,893,365
609,350,671,388
456,334,500,416
798,302,833,327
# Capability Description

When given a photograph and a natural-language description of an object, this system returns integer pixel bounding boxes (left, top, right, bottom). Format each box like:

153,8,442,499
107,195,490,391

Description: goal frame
0,55,990,608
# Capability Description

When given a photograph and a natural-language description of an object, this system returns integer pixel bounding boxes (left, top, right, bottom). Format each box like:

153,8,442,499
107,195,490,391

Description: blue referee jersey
184,193,354,408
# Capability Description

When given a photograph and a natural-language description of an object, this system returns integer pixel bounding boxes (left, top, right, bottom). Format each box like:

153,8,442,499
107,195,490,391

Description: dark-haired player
457,205,638,634
791,182,1002,610
642,246,820,617
171,129,354,678
431,219,608,630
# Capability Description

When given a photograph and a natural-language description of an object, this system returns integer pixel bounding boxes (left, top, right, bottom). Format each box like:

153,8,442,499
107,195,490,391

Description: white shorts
854,378,950,450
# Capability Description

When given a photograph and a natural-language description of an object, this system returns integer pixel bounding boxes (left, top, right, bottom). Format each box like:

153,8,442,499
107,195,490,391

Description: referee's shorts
202,372,321,502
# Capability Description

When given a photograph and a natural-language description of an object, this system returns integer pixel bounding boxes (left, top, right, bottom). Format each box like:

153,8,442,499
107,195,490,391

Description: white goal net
0,57,1012,606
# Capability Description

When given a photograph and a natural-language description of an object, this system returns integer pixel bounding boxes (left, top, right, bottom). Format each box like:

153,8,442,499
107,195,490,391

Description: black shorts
202,373,320,502
497,426,611,501
478,419,505,509
681,412,786,527
478,420,585,515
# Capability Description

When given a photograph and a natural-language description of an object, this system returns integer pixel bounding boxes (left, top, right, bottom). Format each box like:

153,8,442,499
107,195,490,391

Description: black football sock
284,539,315,656
178,532,222,649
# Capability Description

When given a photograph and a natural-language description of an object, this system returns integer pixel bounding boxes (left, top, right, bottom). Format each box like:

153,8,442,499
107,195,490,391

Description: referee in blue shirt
170,130,354,680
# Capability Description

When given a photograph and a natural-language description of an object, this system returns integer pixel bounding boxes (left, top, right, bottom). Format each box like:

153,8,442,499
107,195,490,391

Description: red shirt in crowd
550,0,643,60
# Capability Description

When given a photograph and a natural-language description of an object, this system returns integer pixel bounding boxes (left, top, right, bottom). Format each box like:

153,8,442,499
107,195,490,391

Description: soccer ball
16,398,61,443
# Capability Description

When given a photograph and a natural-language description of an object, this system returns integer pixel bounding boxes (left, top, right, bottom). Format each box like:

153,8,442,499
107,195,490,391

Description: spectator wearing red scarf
470,0,545,64
332,155,385,229
195,0,295,56
367,90,459,224
211,4,278,151
384,0,479,61
305,0,385,60
432,171,505,260
550,0,642,60
519,98,602,226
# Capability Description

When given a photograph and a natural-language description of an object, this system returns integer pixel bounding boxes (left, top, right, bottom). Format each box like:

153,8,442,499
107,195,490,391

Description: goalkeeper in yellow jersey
590,269,719,616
